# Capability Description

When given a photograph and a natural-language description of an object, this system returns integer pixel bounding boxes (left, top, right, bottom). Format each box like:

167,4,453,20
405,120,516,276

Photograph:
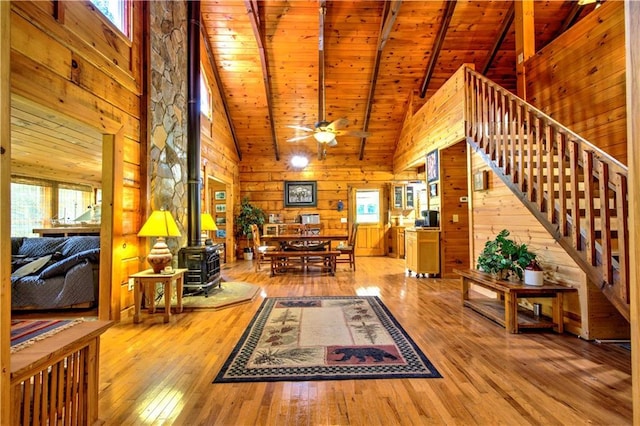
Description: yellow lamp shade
200,213,218,231
138,210,181,238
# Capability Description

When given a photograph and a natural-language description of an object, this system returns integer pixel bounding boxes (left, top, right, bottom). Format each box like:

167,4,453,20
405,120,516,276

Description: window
355,189,380,224
200,70,212,119
90,0,129,36
11,183,52,237
11,179,95,237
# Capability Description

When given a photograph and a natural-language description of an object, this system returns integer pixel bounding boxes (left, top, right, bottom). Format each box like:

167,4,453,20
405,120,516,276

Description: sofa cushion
39,248,100,279
61,236,100,257
17,237,67,258
11,237,24,255
11,255,52,278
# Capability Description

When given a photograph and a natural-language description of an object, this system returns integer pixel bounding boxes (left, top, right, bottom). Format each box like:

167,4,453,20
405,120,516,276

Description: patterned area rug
11,319,84,353
214,296,442,383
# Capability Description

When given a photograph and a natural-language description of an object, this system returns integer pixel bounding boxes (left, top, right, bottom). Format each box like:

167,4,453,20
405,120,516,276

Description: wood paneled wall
525,1,627,163
393,65,471,173
10,1,145,320
439,141,470,278
238,155,419,254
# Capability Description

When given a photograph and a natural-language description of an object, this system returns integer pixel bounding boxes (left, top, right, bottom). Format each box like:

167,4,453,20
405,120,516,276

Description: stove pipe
186,0,201,247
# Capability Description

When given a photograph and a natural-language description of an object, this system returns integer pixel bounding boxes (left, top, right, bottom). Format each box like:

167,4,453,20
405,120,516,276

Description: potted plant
235,196,266,260
476,229,536,281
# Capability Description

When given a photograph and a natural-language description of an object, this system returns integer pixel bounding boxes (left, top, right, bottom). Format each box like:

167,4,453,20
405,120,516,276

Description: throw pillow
11,255,53,279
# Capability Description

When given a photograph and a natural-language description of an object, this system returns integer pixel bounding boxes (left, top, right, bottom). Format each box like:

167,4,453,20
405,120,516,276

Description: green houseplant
235,196,266,258
476,229,536,281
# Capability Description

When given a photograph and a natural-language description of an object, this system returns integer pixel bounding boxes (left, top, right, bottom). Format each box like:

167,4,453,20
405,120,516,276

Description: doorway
349,185,386,256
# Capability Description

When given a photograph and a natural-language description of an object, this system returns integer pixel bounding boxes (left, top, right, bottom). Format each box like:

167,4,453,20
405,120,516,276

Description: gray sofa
11,236,100,310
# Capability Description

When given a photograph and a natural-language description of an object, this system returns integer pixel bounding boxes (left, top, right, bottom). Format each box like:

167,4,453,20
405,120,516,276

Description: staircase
463,67,630,322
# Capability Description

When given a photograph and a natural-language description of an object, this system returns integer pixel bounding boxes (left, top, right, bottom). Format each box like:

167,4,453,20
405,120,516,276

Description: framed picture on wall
284,181,317,207
429,183,438,198
215,217,226,225
215,204,226,213
214,191,226,200
216,229,226,238
426,149,439,183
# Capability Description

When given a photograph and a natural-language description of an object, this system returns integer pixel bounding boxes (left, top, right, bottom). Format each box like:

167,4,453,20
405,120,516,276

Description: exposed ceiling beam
480,3,514,75
358,0,402,160
245,0,280,161
419,0,457,98
200,24,242,161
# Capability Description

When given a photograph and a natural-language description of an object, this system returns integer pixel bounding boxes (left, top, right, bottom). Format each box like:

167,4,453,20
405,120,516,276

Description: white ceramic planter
524,269,543,286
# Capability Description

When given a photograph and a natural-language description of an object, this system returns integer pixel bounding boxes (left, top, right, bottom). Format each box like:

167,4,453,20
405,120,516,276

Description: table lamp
201,212,217,246
138,210,181,273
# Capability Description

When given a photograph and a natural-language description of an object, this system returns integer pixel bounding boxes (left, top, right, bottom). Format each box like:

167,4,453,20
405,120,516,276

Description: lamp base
147,238,173,274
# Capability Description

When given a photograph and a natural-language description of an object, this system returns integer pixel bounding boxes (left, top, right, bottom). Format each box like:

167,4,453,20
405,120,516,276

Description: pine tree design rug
214,296,442,383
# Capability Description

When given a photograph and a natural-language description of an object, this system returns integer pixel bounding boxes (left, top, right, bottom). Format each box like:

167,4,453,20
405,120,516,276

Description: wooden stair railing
463,66,630,322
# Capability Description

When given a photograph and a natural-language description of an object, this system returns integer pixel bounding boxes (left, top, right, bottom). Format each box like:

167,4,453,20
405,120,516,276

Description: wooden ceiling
201,0,596,166
9,1,598,186
11,95,103,188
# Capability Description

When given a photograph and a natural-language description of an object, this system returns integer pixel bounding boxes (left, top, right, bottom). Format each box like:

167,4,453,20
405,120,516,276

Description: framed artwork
215,204,226,213
215,217,226,225
473,170,488,191
284,181,317,207
429,183,438,198
426,149,439,183
215,229,226,238
214,191,226,200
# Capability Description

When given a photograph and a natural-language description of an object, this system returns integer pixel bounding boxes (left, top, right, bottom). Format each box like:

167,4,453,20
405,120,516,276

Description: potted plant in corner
476,229,537,281
235,196,266,260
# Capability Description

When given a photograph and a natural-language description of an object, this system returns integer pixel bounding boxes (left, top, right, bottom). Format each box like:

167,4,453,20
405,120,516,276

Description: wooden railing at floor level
463,66,629,321
11,320,112,425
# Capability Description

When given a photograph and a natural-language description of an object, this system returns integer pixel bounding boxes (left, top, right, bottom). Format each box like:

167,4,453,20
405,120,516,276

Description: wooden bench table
264,250,340,277
453,268,577,333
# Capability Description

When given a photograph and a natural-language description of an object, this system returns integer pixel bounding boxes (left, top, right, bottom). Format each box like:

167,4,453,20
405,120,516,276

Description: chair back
348,223,359,246
250,224,261,247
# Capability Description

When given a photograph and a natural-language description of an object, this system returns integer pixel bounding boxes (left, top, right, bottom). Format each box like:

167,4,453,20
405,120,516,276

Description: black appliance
421,210,440,228
178,244,222,296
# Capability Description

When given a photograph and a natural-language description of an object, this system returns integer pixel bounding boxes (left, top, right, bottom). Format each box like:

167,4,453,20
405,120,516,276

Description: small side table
131,268,187,323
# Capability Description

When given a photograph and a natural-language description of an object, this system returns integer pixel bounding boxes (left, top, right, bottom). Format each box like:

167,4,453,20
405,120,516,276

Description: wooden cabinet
405,228,440,277
388,226,405,258
391,184,415,210
263,223,304,236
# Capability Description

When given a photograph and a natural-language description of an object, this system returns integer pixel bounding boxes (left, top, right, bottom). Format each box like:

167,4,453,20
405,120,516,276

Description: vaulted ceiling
201,0,597,166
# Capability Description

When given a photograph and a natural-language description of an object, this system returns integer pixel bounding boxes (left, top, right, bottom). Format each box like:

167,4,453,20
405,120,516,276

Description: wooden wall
200,33,241,263
525,1,627,163
10,1,145,320
393,65,470,173
439,141,470,278
238,155,419,257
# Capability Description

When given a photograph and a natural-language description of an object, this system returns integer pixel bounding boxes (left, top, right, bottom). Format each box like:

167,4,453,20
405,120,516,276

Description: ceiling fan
287,118,369,147
285,2,369,156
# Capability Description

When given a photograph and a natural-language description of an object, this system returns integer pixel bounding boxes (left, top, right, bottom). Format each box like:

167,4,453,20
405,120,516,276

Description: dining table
261,233,349,250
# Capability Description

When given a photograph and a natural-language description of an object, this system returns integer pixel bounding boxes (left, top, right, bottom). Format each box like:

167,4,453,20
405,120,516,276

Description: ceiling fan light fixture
313,130,336,144
291,155,309,168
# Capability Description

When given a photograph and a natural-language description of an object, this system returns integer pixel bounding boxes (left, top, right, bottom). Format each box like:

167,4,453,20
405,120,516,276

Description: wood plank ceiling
201,0,597,167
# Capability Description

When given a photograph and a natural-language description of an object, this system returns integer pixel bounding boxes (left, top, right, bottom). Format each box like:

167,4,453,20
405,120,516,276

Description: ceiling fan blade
287,124,315,132
326,118,349,131
287,134,314,142
335,129,370,138
327,138,338,147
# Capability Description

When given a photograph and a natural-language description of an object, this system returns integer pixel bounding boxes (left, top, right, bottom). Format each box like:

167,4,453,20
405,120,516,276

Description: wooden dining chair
336,223,358,271
250,224,275,272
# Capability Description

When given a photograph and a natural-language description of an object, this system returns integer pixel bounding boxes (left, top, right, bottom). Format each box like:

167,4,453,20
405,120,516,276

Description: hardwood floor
98,257,632,425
